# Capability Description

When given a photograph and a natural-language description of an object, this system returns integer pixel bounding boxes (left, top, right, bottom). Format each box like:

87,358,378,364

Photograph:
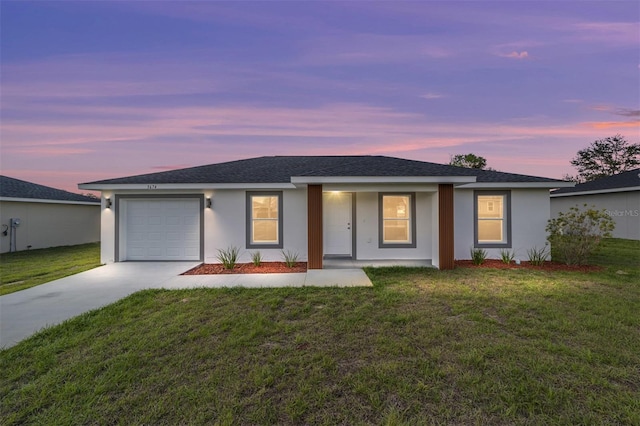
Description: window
379,193,416,248
246,192,283,248
474,191,511,248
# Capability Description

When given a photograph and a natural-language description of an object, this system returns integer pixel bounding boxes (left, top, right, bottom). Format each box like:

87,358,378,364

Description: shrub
217,246,240,269
527,246,548,266
500,249,515,264
281,249,299,268
470,247,487,265
250,251,262,267
546,204,615,265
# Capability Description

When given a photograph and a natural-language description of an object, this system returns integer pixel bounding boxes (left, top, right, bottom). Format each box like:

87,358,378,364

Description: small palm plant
217,246,240,270
500,249,515,264
470,247,487,265
281,249,299,268
527,246,548,266
251,251,262,267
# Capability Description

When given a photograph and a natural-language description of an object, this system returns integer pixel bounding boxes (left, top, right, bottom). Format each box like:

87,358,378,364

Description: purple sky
1,1,638,193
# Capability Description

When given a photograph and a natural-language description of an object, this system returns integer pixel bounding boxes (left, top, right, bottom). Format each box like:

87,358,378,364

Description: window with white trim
246,192,283,248
379,193,416,248
474,191,511,247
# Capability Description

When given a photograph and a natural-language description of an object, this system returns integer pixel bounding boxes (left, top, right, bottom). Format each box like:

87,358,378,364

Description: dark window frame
246,191,284,249
474,190,512,248
378,192,417,249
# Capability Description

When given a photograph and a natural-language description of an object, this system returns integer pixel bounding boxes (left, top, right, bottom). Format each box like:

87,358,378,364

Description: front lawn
1,239,638,424
0,243,101,295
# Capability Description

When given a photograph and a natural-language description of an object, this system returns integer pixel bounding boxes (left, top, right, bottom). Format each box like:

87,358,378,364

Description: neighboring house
0,176,101,253
79,156,571,269
551,169,640,240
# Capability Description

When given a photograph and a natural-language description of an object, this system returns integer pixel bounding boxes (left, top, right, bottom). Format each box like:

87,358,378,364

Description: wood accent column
438,184,455,270
307,184,323,269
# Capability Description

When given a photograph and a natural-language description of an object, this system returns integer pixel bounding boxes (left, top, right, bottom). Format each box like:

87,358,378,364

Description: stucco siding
100,193,116,263
205,188,308,263
551,191,640,240
355,192,433,260
454,188,550,261
0,201,100,253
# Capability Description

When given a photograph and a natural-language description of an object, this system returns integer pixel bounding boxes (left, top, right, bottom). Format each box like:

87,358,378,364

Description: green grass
0,243,101,295
1,239,639,424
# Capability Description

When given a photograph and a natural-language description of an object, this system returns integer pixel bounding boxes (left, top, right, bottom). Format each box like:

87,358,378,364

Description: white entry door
323,192,352,256
123,199,201,261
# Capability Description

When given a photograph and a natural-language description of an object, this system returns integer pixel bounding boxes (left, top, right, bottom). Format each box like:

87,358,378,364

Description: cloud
590,104,612,112
4,100,636,188
151,164,193,171
11,147,93,156
420,93,446,100
3,101,635,155
613,108,640,117
587,104,640,117
585,120,640,130
298,34,453,66
570,21,640,46
499,51,529,59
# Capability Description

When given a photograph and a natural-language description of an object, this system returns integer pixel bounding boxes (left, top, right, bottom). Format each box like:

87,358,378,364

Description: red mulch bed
455,259,603,272
183,261,307,275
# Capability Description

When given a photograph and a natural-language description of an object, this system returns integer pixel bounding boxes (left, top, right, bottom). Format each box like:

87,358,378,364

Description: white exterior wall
354,192,433,261
0,201,100,253
205,188,308,263
97,185,555,266
99,188,307,264
454,188,551,261
100,192,116,263
551,191,640,240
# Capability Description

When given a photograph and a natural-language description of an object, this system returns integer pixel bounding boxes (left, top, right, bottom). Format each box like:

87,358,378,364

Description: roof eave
551,186,640,197
0,197,100,205
78,182,296,191
458,182,573,189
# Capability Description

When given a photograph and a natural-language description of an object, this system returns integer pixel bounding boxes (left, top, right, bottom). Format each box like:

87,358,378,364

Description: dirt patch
455,259,603,272
183,261,307,275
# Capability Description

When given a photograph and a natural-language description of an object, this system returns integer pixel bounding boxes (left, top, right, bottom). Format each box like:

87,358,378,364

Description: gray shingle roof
552,168,640,195
0,176,100,203
82,156,564,185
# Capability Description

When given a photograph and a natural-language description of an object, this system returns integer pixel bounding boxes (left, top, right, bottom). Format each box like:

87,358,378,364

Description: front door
323,192,352,256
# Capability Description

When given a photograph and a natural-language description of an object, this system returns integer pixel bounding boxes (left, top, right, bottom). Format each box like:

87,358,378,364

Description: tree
569,135,640,182
449,153,488,169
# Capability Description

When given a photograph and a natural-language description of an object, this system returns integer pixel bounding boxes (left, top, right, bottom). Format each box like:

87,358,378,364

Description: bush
470,248,487,265
217,246,240,269
546,204,615,265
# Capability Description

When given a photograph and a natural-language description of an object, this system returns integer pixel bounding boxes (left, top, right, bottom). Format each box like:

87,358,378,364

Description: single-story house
79,156,571,269
551,168,640,240
0,175,101,253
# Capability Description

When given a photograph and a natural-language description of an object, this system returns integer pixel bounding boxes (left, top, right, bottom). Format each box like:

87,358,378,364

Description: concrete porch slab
305,268,373,287
323,258,433,269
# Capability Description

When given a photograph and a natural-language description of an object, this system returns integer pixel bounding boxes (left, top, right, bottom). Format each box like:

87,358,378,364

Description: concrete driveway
0,262,372,349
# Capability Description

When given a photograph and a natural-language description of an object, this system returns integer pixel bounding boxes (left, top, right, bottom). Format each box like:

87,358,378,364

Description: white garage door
123,199,201,261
